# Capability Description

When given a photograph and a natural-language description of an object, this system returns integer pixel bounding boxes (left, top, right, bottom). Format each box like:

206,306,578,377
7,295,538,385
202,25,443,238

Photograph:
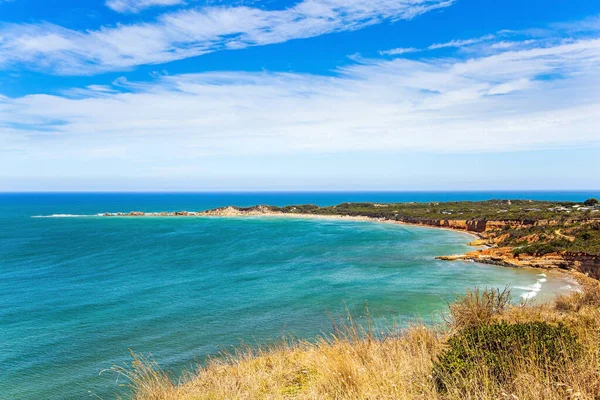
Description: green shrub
433,321,580,392
512,238,573,256
584,198,599,206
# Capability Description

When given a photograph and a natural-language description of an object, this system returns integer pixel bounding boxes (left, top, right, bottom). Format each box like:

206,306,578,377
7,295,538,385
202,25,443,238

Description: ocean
0,192,596,399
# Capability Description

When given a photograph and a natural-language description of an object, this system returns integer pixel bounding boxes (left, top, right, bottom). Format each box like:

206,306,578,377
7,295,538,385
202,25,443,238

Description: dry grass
445,286,512,330
116,275,600,400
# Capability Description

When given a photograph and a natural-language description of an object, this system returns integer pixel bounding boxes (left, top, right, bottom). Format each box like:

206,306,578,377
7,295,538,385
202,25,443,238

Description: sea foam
32,214,98,218
517,277,547,300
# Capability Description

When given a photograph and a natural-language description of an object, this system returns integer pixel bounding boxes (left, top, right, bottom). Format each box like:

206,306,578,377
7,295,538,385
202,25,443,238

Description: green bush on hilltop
284,199,593,221
433,321,581,392
584,198,599,206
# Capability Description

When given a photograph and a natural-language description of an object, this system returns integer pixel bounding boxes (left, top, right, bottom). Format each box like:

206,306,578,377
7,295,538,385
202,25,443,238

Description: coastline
37,207,586,292
199,212,582,294
96,209,585,278
97,209,483,241
206,212,484,240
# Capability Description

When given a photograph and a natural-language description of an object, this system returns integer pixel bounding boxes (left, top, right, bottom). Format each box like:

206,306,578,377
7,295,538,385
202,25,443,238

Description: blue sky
1,0,599,191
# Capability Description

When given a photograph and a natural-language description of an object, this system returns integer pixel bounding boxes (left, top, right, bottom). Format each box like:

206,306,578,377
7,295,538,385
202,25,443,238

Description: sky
0,0,599,191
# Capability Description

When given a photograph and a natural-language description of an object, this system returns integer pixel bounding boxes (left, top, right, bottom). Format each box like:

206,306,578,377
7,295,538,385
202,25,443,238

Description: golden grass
116,274,600,400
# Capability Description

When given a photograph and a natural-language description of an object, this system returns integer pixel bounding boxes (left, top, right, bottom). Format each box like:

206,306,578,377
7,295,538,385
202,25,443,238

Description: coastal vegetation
274,199,600,221
104,198,600,399
120,276,600,399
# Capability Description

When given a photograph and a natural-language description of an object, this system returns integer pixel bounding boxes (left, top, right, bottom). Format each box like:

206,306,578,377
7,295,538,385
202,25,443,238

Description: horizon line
1,189,599,194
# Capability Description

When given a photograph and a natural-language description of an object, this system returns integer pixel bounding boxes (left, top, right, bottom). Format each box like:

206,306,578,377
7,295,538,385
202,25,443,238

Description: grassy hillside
505,221,600,256
118,276,600,400
272,199,600,221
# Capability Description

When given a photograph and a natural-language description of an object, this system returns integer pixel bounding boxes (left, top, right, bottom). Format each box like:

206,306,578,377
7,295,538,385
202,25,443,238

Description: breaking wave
32,214,101,218
516,273,550,300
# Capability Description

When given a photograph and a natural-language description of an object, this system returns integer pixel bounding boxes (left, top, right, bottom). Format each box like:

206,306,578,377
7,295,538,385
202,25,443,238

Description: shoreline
34,209,583,297
99,210,582,274
36,208,586,291
93,210,484,241
204,212,484,240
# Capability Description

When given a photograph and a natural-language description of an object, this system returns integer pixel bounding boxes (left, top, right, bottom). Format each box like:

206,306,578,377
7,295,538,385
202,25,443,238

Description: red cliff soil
437,248,600,279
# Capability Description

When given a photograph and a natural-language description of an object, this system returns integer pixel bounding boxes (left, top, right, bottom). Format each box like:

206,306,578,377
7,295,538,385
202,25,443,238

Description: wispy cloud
2,34,600,182
0,0,454,75
379,33,503,57
379,16,600,57
427,34,496,49
106,0,185,13
379,47,419,56
489,40,536,50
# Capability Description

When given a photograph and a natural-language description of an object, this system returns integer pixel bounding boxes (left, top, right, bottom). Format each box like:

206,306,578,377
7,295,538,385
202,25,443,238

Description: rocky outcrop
397,218,593,234
201,205,280,216
394,217,488,232
563,253,600,280
201,206,244,216
391,218,555,233
436,247,600,277
104,211,199,217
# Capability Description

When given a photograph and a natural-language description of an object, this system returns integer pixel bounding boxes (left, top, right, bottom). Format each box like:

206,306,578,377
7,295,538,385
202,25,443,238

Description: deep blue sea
1,192,596,399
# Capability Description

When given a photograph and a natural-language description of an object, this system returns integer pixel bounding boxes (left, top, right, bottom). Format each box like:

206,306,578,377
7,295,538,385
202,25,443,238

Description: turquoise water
0,192,592,399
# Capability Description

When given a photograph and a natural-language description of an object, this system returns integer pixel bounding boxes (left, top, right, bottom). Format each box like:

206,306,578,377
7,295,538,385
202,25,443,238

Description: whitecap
32,214,96,218
521,291,538,300
517,278,546,300
515,282,542,292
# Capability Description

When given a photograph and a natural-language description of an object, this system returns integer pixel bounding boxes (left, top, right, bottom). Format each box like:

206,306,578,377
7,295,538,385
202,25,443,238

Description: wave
521,291,539,300
32,214,100,218
516,277,547,300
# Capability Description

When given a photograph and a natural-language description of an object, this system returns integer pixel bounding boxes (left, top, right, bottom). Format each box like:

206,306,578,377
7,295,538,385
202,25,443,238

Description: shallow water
0,193,587,399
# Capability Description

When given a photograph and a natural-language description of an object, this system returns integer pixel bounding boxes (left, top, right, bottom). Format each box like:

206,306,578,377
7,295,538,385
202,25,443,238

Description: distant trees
584,198,599,206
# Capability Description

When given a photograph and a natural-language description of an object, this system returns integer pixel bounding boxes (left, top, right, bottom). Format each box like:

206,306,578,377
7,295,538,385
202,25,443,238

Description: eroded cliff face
564,253,600,280
437,247,568,269
437,248,600,279
393,218,560,233
394,217,488,232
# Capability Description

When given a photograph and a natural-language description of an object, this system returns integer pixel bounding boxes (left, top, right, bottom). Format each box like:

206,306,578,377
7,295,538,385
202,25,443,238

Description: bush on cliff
433,321,580,393
584,198,599,206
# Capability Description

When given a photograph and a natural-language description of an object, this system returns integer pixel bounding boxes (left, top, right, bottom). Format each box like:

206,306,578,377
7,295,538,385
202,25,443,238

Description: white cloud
1,35,600,184
379,34,531,58
379,47,419,56
428,34,496,50
489,40,536,50
0,0,453,75
106,0,185,13
379,17,600,58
